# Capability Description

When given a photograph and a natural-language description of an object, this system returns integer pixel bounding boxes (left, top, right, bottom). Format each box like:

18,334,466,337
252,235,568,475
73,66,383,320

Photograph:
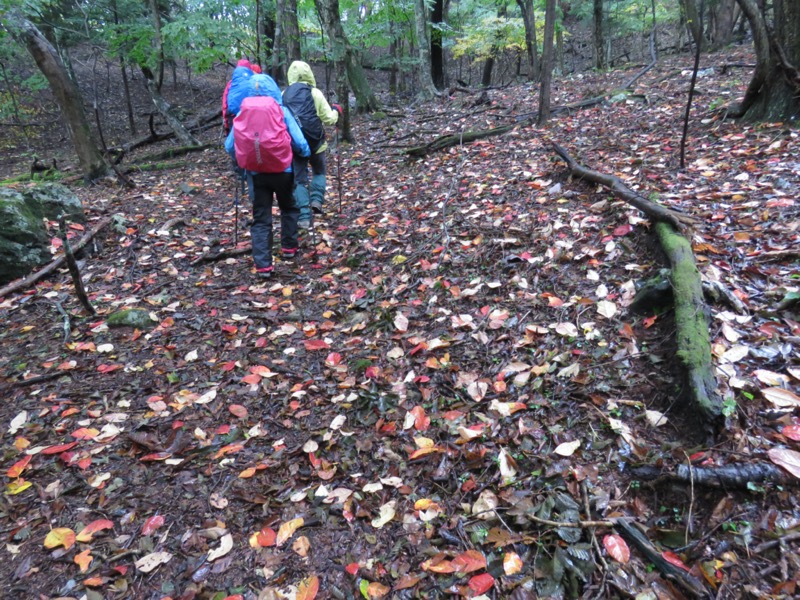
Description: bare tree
517,0,539,80
4,12,110,181
413,0,440,98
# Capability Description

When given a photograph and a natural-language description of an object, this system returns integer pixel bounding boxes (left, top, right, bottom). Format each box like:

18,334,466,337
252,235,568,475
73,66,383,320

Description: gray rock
0,184,86,284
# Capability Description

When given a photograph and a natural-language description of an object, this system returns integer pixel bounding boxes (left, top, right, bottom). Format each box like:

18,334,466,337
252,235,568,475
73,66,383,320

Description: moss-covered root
655,222,722,424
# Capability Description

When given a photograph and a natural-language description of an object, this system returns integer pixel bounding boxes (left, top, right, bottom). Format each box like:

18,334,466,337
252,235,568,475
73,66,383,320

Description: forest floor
0,46,799,600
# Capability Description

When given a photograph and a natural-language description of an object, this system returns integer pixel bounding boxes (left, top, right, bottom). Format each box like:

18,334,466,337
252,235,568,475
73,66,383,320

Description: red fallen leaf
409,342,427,356
213,443,244,459
61,407,80,418
325,352,343,366
345,562,360,575
256,527,277,547
7,455,32,478
42,442,78,455
304,339,330,351
83,576,106,587
220,361,237,371
451,549,486,573
782,425,800,441
142,515,165,536
613,223,633,236
140,452,171,461
76,519,114,542
643,315,658,328
96,363,122,373
662,551,691,572
296,575,320,600
365,366,381,379
241,373,262,385
222,596,243,600
221,324,238,335
71,427,99,440
229,404,248,418
602,534,630,563
468,573,494,594
76,456,92,470
410,406,430,431
255,337,268,348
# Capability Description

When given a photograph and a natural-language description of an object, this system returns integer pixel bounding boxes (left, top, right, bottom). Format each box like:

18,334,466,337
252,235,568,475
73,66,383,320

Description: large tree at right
735,0,800,121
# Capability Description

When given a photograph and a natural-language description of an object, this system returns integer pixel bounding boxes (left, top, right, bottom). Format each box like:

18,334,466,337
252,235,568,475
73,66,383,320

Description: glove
332,103,343,116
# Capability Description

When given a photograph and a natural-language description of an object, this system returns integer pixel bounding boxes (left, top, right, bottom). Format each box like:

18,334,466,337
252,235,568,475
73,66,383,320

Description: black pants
249,172,299,269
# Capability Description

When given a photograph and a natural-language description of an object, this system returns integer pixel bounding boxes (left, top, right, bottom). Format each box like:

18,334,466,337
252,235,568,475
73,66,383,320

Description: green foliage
452,16,527,61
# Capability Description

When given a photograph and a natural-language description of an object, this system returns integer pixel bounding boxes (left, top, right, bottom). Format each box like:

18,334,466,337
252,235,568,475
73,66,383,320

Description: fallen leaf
293,535,311,557
503,551,523,575
207,532,233,561
394,312,409,332
296,575,320,600
74,548,93,572
7,455,32,478
44,527,76,550
276,517,304,546
371,500,397,528
468,573,495,594
768,447,800,479
603,534,630,563
76,519,114,542
596,300,617,319
554,440,581,456
229,404,248,418
451,549,486,573
142,515,165,536
661,551,691,572
783,425,800,441
134,551,173,573
645,410,668,427
763,387,800,408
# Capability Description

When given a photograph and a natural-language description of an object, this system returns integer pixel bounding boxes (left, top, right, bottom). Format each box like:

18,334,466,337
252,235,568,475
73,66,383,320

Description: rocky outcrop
0,183,85,284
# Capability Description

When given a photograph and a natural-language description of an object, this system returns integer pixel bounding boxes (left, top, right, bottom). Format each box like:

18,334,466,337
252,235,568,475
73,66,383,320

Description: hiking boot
298,219,311,230
255,266,274,279
281,248,298,259
311,201,323,215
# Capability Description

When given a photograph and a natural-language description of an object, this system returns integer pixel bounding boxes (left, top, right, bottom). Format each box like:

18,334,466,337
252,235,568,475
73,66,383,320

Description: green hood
287,61,316,87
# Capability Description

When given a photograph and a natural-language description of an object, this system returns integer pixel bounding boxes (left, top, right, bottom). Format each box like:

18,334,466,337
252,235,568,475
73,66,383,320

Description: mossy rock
371,111,388,121
0,188,50,283
23,183,85,223
107,309,157,329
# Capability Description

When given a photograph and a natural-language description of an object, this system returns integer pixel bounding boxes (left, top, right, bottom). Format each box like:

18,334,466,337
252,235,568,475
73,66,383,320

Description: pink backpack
233,96,292,173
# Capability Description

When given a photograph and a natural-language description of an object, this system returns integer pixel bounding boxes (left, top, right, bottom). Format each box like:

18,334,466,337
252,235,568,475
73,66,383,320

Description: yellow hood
287,61,316,87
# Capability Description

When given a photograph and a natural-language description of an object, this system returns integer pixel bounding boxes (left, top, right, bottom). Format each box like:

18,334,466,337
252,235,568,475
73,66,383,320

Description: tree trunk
709,0,739,49
593,0,605,69
148,0,165,91
734,0,800,120
516,0,539,81
413,0,440,98
538,0,556,124
482,0,507,87
6,13,109,181
270,0,286,83
315,0,381,111
680,0,703,50
431,0,447,89
285,0,303,61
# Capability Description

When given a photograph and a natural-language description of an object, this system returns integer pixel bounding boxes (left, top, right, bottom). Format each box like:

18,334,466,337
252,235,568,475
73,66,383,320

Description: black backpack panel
283,83,325,153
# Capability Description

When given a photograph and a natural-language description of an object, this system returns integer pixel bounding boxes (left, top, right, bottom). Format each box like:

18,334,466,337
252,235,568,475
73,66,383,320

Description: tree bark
679,0,703,50
5,13,110,181
709,0,739,49
593,0,606,70
141,69,200,146
285,0,302,61
516,0,539,81
431,0,447,89
538,0,556,124
148,0,165,91
271,0,286,83
414,0,440,98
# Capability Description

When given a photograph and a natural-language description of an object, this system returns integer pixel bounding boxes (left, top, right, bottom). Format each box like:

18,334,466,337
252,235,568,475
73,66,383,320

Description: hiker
222,59,254,135
283,60,342,229
225,74,311,279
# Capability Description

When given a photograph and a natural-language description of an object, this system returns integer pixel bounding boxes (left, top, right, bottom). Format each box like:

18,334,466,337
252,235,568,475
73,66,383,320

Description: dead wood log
612,519,710,598
630,462,796,489
0,216,113,299
406,120,529,157
190,244,252,266
656,222,722,423
133,143,215,164
551,142,694,230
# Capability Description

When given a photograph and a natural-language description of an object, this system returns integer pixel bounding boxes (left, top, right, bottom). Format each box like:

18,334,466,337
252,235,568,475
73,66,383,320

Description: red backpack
233,96,292,173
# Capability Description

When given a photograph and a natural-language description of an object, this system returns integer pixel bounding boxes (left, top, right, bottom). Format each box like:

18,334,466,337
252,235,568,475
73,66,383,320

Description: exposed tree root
631,461,797,489
0,216,114,299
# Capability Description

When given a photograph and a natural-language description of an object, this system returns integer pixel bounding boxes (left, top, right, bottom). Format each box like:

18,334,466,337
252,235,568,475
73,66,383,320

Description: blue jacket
225,74,310,174
226,65,254,119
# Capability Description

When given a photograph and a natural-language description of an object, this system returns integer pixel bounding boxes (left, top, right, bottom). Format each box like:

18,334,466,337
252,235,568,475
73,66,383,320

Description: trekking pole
335,123,343,215
233,172,240,245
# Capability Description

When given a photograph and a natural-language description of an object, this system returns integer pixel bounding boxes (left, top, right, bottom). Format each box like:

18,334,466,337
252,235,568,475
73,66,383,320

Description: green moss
107,308,157,329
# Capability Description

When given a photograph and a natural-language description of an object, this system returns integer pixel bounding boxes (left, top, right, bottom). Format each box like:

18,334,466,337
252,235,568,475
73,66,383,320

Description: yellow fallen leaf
44,527,76,550
276,517,304,546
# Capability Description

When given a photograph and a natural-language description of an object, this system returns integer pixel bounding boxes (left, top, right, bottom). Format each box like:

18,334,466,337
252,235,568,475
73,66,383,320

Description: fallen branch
551,142,694,230
406,120,526,157
656,222,722,423
134,143,215,164
190,244,252,266
630,462,797,489
59,217,95,315
612,519,709,598
0,216,113,299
